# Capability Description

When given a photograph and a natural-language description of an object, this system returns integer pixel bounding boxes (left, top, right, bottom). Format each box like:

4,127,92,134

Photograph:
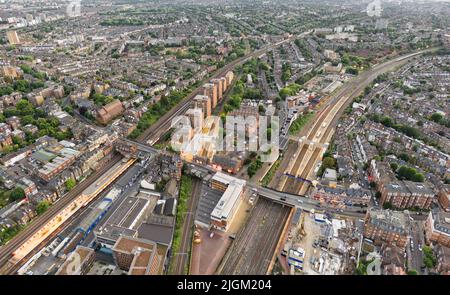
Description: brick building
56,246,95,275
112,236,163,275
425,210,450,247
438,186,450,212
364,209,408,248
379,181,435,210
96,100,124,125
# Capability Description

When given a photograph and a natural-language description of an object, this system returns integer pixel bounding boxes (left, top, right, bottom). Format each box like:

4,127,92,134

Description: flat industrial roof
211,175,245,221
32,150,56,163
137,222,173,246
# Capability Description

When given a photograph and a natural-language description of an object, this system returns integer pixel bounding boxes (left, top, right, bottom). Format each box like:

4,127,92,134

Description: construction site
280,208,364,275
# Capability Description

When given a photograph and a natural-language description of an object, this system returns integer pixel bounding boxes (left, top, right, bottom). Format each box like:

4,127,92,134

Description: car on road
280,196,287,201
297,199,304,204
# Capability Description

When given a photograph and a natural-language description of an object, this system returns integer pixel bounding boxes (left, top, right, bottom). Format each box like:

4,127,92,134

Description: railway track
0,154,123,273
279,49,431,195
218,198,290,275
172,178,202,275
278,102,334,191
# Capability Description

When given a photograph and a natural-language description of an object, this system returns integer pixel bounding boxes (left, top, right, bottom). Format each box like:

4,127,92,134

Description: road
406,216,426,274
247,183,366,218
171,178,202,275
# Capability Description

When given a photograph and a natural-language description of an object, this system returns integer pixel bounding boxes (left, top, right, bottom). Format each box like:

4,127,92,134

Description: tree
398,153,410,162
423,246,436,269
430,113,443,124
9,188,25,202
322,157,337,169
65,178,76,191
36,200,51,215
407,269,418,275
258,105,266,114
397,166,424,183
390,163,398,172
411,173,424,183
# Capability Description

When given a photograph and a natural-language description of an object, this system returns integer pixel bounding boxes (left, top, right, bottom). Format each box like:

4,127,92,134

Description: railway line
172,178,202,275
0,154,123,273
277,105,334,192
217,198,291,275
278,49,433,196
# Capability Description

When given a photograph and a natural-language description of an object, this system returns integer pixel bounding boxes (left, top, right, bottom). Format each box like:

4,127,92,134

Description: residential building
425,210,450,247
96,100,124,125
192,94,211,118
324,62,343,74
1,66,22,79
225,71,234,87
0,134,13,151
203,83,218,109
311,185,372,207
441,34,450,50
211,153,244,174
364,209,408,248
379,181,435,210
381,244,406,275
37,148,80,182
435,244,450,275
438,186,450,212
211,78,224,101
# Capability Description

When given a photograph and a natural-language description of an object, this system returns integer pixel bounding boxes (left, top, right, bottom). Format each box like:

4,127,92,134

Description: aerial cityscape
0,0,449,279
